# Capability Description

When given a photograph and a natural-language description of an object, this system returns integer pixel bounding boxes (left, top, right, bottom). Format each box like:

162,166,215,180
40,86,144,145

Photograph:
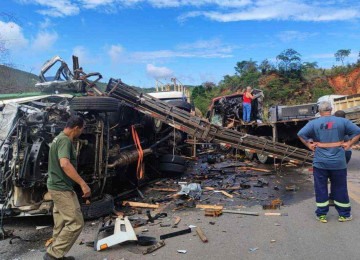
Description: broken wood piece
172,216,181,228
264,212,288,216
122,201,159,209
196,227,208,243
204,208,222,217
220,190,233,198
142,240,165,255
204,187,215,191
222,210,259,216
151,188,178,192
196,204,224,210
238,167,271,173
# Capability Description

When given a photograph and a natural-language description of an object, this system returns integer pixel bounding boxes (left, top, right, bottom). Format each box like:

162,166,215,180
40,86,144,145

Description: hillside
0,65,39,94
328,67,360,94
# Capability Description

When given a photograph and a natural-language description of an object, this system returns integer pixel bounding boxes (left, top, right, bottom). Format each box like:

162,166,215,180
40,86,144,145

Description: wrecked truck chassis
0,95,179,219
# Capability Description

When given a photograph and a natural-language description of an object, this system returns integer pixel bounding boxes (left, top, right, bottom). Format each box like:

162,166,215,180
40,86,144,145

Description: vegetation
190,48,360,114
2,47,360,116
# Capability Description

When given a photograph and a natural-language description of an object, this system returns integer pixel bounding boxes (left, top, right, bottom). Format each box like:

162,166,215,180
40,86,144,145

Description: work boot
316,215,327,223
338,215,353,222
43,253,75,260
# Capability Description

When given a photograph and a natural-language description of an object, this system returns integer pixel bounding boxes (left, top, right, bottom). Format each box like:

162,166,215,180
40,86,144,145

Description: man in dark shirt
44,116,91,260
298,101,360,223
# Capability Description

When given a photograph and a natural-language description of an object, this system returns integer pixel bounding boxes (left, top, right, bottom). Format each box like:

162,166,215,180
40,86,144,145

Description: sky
1,0,360,88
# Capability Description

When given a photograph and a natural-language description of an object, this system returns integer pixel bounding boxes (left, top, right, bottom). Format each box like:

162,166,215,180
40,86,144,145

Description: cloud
31,31,58,51
0,21,28,51
178,1,360,22
107,44,124,63
131,38,233,62
72,45,98,65
18,0,360,22
277,31,318,42
146,64,173,79
20,0,79,17
39,18,54,30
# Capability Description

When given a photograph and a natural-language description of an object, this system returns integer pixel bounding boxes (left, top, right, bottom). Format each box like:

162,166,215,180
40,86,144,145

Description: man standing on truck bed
242,86,255,123
298,101,360,223
44,116,91,260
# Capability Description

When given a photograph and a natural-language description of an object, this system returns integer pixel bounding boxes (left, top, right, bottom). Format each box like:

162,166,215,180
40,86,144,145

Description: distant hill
0,65,39,94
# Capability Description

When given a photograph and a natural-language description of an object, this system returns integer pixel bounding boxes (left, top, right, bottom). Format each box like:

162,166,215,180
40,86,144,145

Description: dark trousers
313,167,351,217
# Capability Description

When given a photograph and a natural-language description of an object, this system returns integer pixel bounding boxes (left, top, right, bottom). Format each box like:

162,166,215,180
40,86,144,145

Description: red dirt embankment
328,67,360,95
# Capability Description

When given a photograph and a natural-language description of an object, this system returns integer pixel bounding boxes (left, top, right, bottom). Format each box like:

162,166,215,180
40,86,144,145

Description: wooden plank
196,227,208,243
122,201,159,209
196,204,224,210
220,190,233,198
222,210,259,216
151,188,178,192
238,167,271,173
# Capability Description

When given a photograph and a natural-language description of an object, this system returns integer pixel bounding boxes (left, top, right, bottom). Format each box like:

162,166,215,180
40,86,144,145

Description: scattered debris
270,240,276,243
196,227,208,243
122,201,159,209
151,188,178,192
196,205,224,210
222,210,259,216
160,228,192,240
177,250,187,254
263,199,283,210
264,212,289,216
172,216,181,228
143,240,165,255
177,183,202,199
213,190,234,198
205,208,223,217
94,216,138,251
36,226,50,230
285,185,299,191
249,247,259,252
146,210,167,223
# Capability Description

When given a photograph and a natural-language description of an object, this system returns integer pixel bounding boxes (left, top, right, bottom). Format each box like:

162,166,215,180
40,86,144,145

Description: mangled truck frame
0,56,190,219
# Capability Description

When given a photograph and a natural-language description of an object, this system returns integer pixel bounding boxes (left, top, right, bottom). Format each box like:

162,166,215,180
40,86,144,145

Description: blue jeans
243,103,251,122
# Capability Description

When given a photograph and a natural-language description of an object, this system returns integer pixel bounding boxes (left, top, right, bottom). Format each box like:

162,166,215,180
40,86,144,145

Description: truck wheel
160,154,186,165
71,97,120,112
81,194,114,220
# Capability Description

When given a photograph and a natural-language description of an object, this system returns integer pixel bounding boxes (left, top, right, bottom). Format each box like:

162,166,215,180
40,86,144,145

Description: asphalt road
2,152,360,260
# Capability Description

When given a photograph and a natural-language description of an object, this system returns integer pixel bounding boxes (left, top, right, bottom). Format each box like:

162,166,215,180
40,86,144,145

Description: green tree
334,49,351,65
234,60,258,76
276,49,302,77
259,59,274,75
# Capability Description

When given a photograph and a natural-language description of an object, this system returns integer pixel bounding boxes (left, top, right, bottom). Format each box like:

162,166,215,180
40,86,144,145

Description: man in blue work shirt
298,101,360,223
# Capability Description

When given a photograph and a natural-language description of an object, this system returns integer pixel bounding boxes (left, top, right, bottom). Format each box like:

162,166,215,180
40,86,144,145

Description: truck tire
160,154,186,165
71,97,120,112
159,163,186,174
81,194,114,220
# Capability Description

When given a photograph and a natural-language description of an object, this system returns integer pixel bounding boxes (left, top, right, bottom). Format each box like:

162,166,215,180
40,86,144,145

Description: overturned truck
0,56,189,219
